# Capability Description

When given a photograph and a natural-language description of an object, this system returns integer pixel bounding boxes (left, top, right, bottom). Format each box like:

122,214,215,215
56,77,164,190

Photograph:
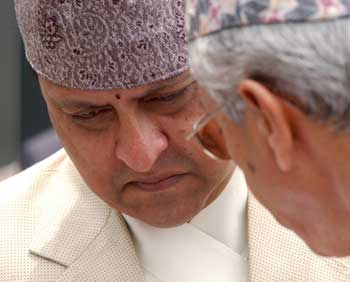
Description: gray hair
190,18,350,131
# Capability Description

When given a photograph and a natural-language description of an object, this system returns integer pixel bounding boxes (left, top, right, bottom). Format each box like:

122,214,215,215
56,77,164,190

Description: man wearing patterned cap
187,0,350,259
1,1,246,281
0,0,348,281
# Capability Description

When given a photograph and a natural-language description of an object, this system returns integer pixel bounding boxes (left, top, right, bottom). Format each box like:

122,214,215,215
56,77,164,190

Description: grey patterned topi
186,0,350,41
15,0,188,90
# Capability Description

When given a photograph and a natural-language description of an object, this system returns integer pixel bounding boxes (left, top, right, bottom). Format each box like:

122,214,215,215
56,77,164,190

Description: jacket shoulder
0,149,68,207
0,150,70,281
248,195,350,281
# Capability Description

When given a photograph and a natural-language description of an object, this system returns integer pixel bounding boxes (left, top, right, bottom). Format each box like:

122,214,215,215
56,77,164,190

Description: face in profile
39,71,235,228
194,81,350,257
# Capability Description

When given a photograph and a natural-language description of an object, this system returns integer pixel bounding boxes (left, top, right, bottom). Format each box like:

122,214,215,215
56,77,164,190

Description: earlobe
239,79,294,172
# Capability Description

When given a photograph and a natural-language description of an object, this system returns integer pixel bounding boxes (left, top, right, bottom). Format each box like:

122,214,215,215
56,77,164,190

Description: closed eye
141,91,185,103
67,106,115,131
141,82,196,104
140,82,196,115
71,107,113,120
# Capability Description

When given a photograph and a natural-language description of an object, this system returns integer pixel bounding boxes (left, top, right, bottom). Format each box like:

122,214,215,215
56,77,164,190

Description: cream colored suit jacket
0,150,349,281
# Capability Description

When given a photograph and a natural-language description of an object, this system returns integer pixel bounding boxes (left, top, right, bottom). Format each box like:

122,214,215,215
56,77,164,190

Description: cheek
222,122,246,165
163,94,206,147
59,126,120,206
164,121,234,192
162,99,234,180
162,110,212,168
49,109,117,182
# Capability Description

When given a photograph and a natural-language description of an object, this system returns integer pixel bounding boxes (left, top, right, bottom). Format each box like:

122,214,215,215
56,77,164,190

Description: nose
115,116,168,172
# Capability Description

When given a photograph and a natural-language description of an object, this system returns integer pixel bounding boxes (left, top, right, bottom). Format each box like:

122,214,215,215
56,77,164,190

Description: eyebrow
143,76,195,96
156,73,192,88
58,99,109,109
112,72,194,97
54,72,194,107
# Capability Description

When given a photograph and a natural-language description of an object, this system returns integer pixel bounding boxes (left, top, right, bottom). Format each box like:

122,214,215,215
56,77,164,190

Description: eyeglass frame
186,102,229,160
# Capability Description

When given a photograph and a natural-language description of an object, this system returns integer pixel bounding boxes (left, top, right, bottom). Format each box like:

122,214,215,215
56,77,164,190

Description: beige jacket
0,150,349,281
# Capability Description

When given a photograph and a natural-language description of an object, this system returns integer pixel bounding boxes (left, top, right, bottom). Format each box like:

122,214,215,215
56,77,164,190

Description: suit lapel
29,153,144,282
56,211,144,282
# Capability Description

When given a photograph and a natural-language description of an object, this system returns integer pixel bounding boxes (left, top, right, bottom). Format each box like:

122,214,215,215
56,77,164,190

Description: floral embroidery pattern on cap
186,0,350,41
15,0,189,90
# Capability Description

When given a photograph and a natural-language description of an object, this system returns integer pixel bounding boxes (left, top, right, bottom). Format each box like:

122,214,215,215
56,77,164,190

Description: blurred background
0,1,61,181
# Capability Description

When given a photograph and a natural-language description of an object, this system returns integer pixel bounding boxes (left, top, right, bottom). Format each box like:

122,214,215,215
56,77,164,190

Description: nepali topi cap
15,0,188,90
186,0,350,41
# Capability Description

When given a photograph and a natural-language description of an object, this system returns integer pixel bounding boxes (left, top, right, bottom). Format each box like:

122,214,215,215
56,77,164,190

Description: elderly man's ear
238,79,301,172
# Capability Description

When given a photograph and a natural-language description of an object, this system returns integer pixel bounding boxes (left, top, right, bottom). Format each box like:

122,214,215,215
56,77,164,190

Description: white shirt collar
189,168,248,255
123,168,248,282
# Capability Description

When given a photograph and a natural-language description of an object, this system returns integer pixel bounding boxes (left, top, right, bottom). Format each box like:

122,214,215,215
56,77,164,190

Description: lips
128,173,187,192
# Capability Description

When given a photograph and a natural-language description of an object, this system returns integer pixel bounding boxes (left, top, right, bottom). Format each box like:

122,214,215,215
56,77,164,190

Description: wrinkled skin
200,80,350,257
39,71,235,228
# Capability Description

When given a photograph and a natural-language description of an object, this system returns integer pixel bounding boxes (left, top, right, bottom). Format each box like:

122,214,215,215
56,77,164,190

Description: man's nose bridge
115,114,168,172
120,115,155,148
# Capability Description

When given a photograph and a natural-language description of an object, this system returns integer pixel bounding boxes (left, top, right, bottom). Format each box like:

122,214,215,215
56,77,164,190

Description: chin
305,236,350,258
137,211,198,228
287,220,350,257
146,219,189,228
306,242,338,257
130,203,203,228
119,182,208,228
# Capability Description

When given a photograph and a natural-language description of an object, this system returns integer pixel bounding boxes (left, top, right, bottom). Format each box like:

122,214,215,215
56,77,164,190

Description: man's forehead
152,70,194,90
41,70,194,101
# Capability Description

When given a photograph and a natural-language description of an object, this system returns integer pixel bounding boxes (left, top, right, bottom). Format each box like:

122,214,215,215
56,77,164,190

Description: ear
239,79,294,172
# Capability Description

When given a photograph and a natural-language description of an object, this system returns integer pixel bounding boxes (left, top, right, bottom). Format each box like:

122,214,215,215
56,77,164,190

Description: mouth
128,173,188,192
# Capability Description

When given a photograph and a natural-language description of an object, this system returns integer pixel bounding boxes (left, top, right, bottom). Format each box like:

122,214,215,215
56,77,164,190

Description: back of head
188,1,350,258
189,1,350,130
